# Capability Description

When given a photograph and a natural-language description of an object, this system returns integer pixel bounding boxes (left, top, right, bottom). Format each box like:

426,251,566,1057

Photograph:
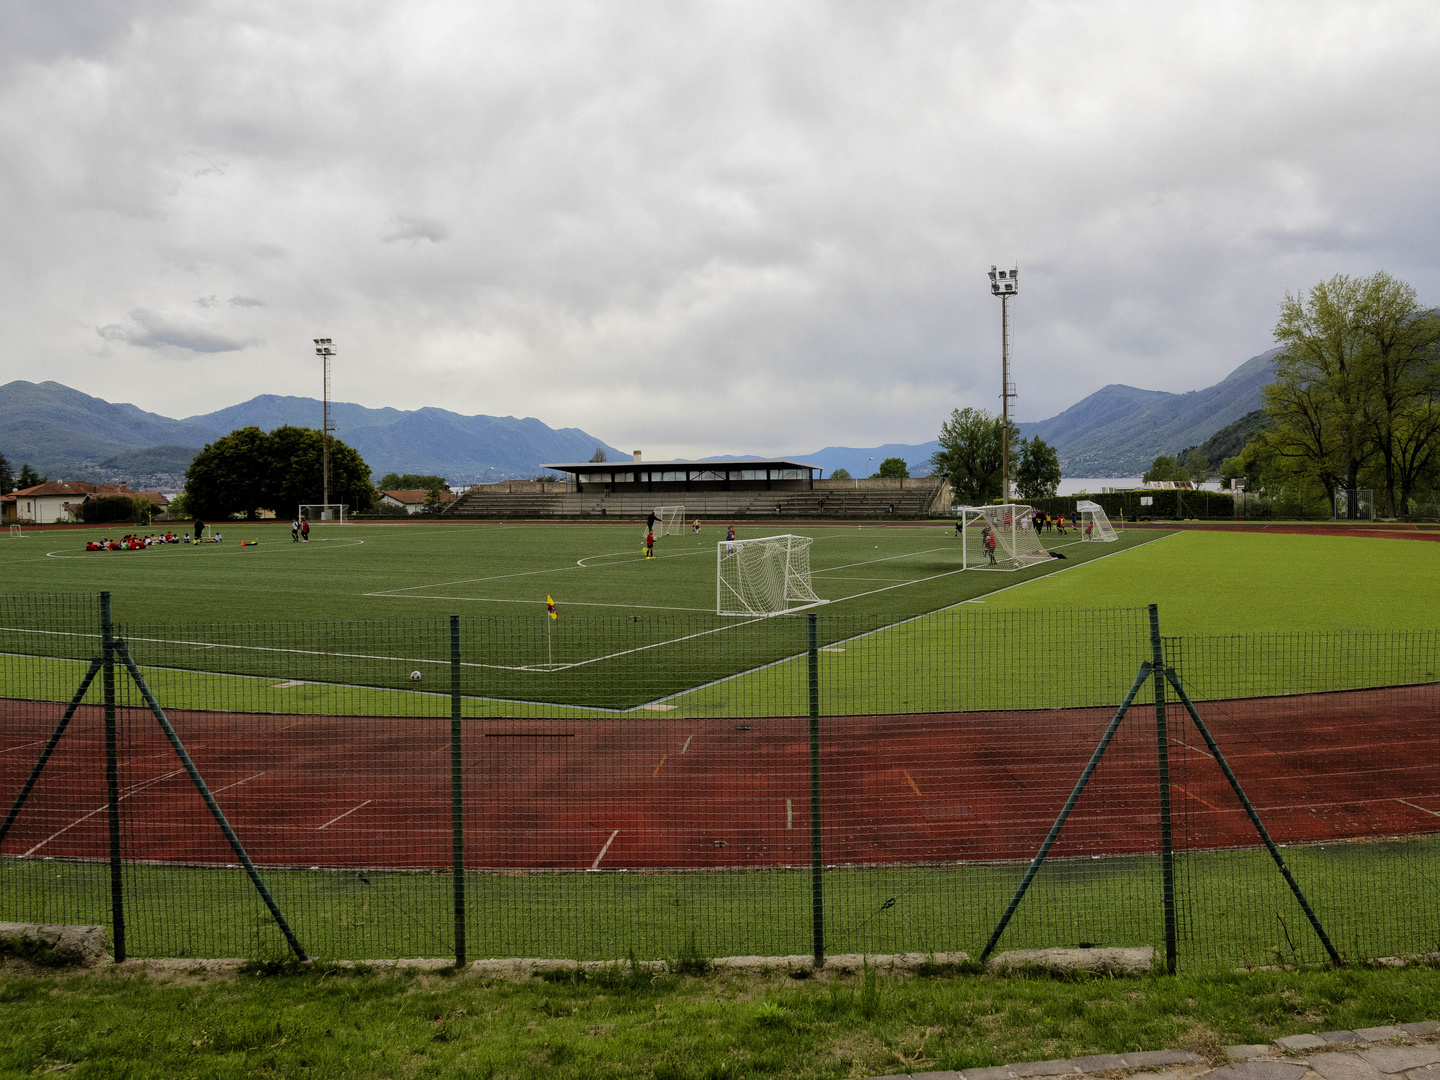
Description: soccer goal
1075,500,1118,542
654,504,685,536
958,504,1050,570
8,523,22,538
717,534,822,616
297,504,349,524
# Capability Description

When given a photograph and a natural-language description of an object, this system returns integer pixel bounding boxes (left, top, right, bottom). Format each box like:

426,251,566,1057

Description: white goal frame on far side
958,504,1050,570
1075,499,1119,542
297,504,349,524
654,504,685,536
717,534,822,616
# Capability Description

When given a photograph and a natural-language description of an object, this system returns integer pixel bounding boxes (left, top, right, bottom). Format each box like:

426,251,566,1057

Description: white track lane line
681,734,694,754
588,829,620,870
23,767,187,857
2,739,48,756
316,800,372,831
1396,799,1440,818
211,772,265,795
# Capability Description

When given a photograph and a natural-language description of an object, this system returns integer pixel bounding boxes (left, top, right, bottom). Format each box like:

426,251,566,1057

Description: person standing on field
193,518,204,542
646,510,657,535
645,529,655,559
300,518,310,542
291,518,301,542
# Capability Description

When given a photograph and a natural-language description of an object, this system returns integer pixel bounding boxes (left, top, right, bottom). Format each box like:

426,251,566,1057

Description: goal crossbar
297,504,349,523
1076,499,1118,542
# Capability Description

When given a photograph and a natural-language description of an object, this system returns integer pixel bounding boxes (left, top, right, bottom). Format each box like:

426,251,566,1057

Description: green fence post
807,612,824,969
451,614,467,969
1148,604,1177,974
100,592,126,963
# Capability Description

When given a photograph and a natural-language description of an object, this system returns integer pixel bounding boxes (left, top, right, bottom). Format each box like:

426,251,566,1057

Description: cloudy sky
3,1,1439,457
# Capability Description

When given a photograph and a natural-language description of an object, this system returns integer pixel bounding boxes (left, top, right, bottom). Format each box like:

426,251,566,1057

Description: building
379,488,455,515
8,481,171,523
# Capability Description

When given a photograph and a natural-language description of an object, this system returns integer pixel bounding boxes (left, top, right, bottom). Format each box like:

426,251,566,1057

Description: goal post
297,504,349,524
958,504,1050,570
717,534,822,616
654,504,685,536
1075,500,1118,542
8,523,22,538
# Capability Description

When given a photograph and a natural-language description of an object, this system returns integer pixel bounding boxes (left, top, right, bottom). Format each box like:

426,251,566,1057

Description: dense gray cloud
2,0,1438,456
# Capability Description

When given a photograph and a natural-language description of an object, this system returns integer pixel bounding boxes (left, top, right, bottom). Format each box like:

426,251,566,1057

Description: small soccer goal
1076,500,1118,542
8,523,23,538
717,534,822,616
958,504,1050,570
297,504,349,524
654,504,685,536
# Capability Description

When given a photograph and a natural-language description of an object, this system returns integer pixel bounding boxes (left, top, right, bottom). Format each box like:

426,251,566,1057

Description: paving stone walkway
870,1020,1440,1080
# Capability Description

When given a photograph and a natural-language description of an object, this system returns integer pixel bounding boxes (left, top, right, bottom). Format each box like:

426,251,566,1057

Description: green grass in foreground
3,958,1440,1079
5,836,1437,968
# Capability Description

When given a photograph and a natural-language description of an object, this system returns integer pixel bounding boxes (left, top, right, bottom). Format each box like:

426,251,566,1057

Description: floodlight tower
314,338,337,510
988,266,1018,501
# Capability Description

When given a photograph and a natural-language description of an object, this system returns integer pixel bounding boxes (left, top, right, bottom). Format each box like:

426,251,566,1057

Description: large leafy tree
377,473,448,491
15,463,44,489
1015,436,1061,499
876,456,909,479
930,407,1014,506
1267,272,1440,517
184,426,375,520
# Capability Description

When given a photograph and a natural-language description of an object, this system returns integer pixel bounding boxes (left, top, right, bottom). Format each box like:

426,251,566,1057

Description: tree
1015,436,1061,499
0,452,12,496
876,457,909,479
930,407,1014,506
829,468,852,480
184,426,375,520
16,464,44,489
589,448,607,463
377,473,448,491
1180,448,1210,484
78,495,152,524
1143,455,1183,483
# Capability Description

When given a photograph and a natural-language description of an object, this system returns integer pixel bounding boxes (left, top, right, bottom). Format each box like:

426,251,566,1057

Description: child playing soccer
645,530,655,559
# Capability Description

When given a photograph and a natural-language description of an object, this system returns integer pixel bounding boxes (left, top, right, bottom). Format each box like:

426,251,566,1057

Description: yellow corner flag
546,595,557,620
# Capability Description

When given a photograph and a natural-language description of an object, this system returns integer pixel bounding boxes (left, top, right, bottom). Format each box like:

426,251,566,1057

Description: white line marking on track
786,799,793,829
1397,798,1440,817
589,829,620,870
2,739,48,755
681,734,694,754
317,800,372,830
23,767,187,856
1171,738,1214,759
212,772,265,794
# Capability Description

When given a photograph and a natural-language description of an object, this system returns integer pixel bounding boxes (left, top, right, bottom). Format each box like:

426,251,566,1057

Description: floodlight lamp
988,265,1018,296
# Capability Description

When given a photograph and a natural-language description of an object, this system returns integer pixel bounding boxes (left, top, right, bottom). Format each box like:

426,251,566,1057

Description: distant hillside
1016,350,1279,475
790,350,1280,479
1184,409,1275,469
0,382,624,486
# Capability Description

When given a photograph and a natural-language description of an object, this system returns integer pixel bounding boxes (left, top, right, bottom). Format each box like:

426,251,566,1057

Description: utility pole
989,266,1018,501
314,338,337,514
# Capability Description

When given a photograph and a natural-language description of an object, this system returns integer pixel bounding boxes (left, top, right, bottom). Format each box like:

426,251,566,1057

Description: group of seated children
84,531,220,551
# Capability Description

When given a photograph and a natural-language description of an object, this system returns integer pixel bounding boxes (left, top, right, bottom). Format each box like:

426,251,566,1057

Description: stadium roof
541,456,818,473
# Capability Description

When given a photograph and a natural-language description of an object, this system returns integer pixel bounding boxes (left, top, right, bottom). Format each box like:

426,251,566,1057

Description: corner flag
546,595,557,619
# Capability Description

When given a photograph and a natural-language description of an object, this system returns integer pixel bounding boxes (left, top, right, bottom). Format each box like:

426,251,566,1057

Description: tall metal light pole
989,266,1018,501
314,338,337,513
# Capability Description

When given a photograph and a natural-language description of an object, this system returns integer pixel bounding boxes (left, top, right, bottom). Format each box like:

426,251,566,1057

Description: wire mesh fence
1,594,1436,970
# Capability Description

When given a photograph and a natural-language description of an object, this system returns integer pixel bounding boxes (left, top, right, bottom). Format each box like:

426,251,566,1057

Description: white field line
1396,799,1440,818
372,594,714,614
588,829,620,870
45,539,365,560
317,800,373,831
23,766,187,856
636,532,1178,708
211,771,266,794
681,734,694,754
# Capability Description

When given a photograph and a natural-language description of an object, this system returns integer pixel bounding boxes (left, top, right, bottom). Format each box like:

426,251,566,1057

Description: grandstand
442,455,950,520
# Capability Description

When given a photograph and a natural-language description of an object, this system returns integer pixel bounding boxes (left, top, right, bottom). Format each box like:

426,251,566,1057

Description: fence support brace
114,639,308,963
1149,604,1178,974
102,593,126,962
978,659,1154,965
1162,667,1342,966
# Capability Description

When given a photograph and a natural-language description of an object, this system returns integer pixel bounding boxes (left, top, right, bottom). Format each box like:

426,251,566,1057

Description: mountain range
0,349,1279,488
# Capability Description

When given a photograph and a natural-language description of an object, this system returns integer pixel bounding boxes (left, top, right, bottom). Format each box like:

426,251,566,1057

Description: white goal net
1076,500,1118,542
297,504,349,524
958,504,1050,570
655,504,685,536
717,534,822,616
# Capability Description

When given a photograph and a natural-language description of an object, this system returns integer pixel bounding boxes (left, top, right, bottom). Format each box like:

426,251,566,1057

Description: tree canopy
15,464,44,490
1015,436,1061,499
1264,272,1440,517
377,473,448,492
875,456,909,479
930,407,1013,506
828,468,852,480
184,426,376,520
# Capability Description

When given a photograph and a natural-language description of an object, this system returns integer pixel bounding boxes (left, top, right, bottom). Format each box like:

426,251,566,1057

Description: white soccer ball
410,670,422,682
